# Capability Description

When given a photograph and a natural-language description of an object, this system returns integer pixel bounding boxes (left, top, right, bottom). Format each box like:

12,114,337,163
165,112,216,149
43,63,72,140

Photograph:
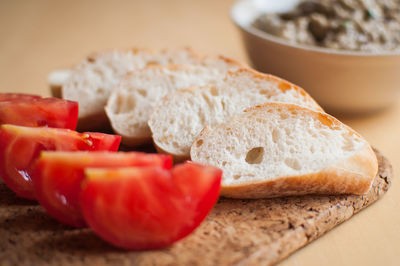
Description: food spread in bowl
253,0,400,52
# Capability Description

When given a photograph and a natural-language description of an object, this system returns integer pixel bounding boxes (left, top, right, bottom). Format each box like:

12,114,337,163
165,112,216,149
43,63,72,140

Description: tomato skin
0,94,78,130
170,162,223,238
33,151,172,227
80,163,222,250
0,125,121,200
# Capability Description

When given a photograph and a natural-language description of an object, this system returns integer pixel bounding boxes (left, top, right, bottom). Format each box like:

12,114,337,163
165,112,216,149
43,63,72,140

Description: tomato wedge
80,162,222,250
33,151,172,227
0,124,121,200
0,94,78,129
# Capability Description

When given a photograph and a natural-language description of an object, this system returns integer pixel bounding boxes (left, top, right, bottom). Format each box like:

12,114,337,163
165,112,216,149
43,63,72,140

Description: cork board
0,149,392,266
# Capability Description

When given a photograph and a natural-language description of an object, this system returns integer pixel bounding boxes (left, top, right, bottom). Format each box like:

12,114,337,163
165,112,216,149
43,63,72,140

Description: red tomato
33,151,172,227
0,95,78,130
80,162,222,250
0,124,121,200
0,93,42,102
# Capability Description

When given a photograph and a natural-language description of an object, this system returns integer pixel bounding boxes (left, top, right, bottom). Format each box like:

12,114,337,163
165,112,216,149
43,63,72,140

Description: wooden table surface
0,1,399,265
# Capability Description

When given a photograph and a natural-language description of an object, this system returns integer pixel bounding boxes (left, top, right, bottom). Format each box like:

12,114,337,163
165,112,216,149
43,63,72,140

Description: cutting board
0,149,392,266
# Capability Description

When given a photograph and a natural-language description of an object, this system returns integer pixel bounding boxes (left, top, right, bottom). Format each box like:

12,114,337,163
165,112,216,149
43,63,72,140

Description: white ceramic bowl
231,0,400,114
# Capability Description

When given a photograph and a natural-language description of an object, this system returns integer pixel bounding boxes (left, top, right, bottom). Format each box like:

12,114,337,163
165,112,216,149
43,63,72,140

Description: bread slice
61,47,212,131
48,69,73,98
105,57,244,146
148,68,323,162
190,102,378,199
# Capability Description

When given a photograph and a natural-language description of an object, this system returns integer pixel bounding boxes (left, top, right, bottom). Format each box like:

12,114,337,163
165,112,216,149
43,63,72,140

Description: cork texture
0,149,392,266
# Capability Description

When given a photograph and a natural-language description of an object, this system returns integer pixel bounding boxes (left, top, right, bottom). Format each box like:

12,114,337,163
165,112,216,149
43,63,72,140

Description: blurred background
0,0,246,95
0,1,399,266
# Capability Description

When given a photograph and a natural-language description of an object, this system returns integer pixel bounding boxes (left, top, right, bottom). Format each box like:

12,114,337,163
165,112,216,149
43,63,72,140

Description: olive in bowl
231,0,400,114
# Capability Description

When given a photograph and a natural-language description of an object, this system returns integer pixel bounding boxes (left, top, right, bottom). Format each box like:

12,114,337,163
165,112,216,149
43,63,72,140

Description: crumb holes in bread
272,129,280,143
285,140,293,146
137,89,147,97
278,82,292,92
284,158,301,171
94,68,103,76
146,61,158,66
87,57,96,63
280,113,289,120
221,99,226,110
199,113,206,124
245,147,264,164
260,90,270,95
222,161,227,166
117,95,136,114
226,146,235,151
160,136,169,142
97,87,105,94
233,174,241,180
210,87,218,96
195,139,203,147
201,92,213,108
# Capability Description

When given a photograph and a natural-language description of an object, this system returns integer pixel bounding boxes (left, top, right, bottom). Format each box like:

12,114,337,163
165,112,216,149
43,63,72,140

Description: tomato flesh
0,94,78,130
33,151,172,227
0,125,121,200
80,163,222,250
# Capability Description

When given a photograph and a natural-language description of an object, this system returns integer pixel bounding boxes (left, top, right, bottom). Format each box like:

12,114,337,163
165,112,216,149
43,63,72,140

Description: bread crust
214,55,248,69
228,68,324,112
191,102,378,199
221,145,377,198
84,46,187,62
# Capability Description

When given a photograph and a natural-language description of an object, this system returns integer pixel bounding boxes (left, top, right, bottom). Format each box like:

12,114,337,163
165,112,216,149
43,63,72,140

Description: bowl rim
230,0,400,57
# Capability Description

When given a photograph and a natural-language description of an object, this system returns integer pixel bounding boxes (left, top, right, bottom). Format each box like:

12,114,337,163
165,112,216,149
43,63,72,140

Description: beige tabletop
0,0,399,265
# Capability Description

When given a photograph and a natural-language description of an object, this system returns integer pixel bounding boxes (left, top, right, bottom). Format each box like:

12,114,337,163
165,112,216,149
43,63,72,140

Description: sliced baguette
105,57,244,146
148,68,323,161
190,102,378,199
61,47,208,131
